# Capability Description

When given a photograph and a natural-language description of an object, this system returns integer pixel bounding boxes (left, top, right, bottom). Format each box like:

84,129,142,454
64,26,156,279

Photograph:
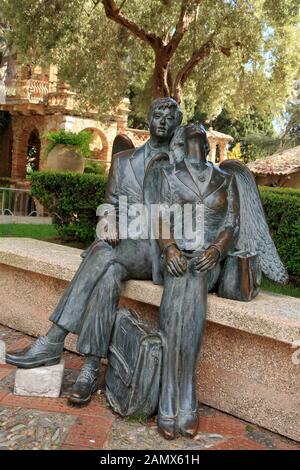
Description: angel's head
185,123,210,161
170,123,210,163
169,125,186,163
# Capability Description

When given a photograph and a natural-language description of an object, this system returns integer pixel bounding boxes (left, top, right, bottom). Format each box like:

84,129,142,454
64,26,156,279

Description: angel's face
185,124,209,161
186,123,206,140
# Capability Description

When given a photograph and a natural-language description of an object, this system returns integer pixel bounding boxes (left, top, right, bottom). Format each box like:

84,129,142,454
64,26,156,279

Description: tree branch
118,0,128,12
164,0,194,59
173,33,216,94
101,0,161,49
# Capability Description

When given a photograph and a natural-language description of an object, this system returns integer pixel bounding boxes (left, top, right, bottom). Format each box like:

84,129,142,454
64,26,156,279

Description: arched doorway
0,112,13,178
82,127,109,174
26,129,41,174
83,128,109,162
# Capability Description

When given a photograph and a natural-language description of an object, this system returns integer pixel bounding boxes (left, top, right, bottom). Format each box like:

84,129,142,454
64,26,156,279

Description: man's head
148,97,183,144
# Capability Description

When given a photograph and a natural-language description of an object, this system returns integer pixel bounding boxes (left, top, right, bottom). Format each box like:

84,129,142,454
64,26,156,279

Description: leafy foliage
45,129,92,158
281,79,300,148
29,171,108,245
1,0,299,122
84,160,107,175
194,107,278,162
259,186,300,277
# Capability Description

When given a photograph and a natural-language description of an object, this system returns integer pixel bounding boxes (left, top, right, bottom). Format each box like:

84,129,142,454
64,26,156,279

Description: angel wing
111,133,135,158
220,159,288,284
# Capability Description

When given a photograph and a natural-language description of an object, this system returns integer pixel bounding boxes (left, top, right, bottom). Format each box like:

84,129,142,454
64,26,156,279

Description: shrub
259,186,300,277
30,171,108,245
45,129,92,158
84,160,107,176
259,185,300,198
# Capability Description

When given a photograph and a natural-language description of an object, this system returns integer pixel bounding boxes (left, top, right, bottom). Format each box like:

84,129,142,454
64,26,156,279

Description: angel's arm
158,172,187,277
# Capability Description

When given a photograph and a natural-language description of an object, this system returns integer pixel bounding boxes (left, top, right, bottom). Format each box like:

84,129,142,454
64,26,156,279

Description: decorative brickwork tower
0,55,131,182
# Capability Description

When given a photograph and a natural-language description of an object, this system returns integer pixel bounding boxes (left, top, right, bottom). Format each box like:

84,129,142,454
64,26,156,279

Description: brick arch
11,116,45,179
81,127,109,162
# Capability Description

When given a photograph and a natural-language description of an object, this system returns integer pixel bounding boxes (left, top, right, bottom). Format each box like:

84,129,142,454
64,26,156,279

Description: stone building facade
0,57,133,183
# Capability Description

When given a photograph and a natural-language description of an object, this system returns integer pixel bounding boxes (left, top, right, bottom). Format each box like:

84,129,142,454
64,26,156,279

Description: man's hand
165,245,187,277
103,224,120,247
195,246,220,272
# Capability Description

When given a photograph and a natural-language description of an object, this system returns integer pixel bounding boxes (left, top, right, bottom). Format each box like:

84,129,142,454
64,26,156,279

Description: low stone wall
0,216,53,224
0,238,299,442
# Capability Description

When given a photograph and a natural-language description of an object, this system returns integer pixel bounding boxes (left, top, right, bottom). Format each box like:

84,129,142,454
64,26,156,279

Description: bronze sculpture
6,97,183,404
5,99,288,441
147,123,287,439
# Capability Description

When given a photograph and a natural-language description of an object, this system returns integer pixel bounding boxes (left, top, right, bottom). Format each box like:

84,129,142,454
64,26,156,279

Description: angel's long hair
170,124,210,163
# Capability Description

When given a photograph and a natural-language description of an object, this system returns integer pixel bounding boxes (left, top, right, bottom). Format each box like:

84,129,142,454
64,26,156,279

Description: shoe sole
68,382,99,405
5,356,61,369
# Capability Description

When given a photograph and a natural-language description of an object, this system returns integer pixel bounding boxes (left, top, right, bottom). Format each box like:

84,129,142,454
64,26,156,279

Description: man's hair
147,97,183,127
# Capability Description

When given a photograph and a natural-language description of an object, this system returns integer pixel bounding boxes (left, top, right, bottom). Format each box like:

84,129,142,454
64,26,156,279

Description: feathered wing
220,160,288,284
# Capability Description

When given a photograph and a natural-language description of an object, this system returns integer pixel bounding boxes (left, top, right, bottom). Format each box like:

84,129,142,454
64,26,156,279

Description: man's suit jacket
105,144,147,208
104,143,163,284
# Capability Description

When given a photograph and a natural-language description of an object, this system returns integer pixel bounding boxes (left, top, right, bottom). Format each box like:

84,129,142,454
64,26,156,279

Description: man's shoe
68,366,99,405
5,336,64,368
157,414,177,440
177,408,199,438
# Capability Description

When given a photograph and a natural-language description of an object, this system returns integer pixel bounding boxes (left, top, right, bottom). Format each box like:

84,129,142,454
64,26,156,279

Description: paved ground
0,323,299,451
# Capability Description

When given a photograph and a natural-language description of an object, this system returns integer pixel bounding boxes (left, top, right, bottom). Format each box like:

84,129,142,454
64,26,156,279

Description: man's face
149,106,177,143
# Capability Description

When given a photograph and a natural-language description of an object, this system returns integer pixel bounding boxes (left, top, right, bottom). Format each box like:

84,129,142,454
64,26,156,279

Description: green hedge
259,186,300,277
30,172,108,245
259,185,300,198
30,173,300,277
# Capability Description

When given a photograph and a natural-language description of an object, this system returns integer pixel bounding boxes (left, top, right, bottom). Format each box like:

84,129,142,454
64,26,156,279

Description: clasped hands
165,244,220,277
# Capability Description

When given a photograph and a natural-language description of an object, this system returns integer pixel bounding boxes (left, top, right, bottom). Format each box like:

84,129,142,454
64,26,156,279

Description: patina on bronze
5,97,183,405
150,123,287,439
5,100,288,441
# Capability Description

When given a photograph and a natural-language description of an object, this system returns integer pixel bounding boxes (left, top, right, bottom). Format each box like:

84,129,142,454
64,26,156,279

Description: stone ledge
0,238,299,346
0,238,299,441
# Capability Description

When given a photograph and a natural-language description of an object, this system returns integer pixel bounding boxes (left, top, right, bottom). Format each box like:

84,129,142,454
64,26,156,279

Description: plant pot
46,144,84,173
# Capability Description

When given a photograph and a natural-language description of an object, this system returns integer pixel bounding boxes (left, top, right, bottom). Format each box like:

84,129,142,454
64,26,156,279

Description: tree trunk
171,84,183,105
152,61,183,104
152,60,170,99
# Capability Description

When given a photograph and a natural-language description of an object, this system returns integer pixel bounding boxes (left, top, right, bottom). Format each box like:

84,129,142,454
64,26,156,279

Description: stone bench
0,238,299,442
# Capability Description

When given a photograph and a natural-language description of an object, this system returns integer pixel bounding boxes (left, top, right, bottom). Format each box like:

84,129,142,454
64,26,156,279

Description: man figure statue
6,97,183,405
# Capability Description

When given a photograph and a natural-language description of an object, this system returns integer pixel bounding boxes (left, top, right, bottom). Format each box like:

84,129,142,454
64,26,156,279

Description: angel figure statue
147,123,288,440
